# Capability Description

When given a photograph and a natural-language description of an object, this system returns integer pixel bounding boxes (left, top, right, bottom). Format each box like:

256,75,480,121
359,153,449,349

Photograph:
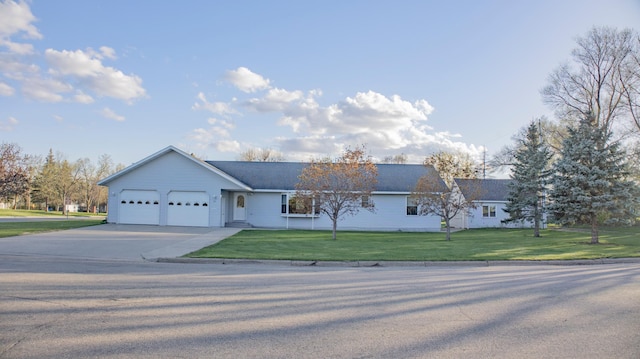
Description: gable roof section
454,178,513,201
98,145,445,193
208,161,443,192
97,146,251,190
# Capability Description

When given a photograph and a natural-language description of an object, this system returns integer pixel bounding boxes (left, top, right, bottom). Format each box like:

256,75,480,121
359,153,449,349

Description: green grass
0,209,106,218
0,220,104,238
186,227,640,261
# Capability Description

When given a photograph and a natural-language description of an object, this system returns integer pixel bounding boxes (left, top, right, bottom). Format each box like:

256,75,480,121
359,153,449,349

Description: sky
1,0,640,172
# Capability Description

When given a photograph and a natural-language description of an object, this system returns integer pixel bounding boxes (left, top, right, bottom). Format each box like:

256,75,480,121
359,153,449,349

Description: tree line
0,143,123,214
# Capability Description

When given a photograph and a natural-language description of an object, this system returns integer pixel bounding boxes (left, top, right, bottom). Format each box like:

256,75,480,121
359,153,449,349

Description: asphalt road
1,227,640,358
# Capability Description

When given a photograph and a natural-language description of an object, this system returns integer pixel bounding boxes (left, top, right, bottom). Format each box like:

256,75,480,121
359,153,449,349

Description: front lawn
0,209,106,218
0,220,104,238
186,227,640,261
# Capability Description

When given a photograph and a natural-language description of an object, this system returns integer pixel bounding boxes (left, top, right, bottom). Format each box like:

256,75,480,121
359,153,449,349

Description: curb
153,257,640,267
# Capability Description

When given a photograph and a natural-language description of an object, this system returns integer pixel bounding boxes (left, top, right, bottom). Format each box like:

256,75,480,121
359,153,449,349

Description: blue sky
1,0,639,169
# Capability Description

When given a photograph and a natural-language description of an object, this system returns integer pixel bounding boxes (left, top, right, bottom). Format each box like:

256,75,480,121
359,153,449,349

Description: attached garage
167,191,210,227
118,190,160,225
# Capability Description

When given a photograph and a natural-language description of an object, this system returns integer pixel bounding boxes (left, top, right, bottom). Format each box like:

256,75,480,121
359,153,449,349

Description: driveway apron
0,224,239,261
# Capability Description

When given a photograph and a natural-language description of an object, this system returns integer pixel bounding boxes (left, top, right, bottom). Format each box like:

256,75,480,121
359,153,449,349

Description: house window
361,195,371,208
281,193,319,215
406,197,418,216
281,194,287,214
289,196,310,214
483,205,496,218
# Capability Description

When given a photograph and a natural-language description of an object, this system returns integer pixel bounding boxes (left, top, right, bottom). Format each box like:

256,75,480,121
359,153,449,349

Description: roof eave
97,145,253,191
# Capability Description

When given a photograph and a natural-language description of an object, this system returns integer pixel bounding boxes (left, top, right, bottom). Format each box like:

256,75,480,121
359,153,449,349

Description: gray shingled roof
206,161,445,192
454,178,514,201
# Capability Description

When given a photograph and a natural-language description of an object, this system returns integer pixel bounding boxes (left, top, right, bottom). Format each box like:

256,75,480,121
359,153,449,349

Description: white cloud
73,90,94,104
245,88,305,112
223,67,270,93
192,92,236,115
186,126,241,153
45,48,146,102
21,77,71,102
191,69,482,162
214,140,241,153
0,116,18,131
0,0,42,55
0,54,39,80
99,46,117,59
0,81,13,95
207,117,235,129
100,107,125,122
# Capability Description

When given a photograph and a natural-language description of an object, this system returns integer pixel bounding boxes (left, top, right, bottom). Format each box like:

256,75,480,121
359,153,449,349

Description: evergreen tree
503,121,552,237
549,117,639,244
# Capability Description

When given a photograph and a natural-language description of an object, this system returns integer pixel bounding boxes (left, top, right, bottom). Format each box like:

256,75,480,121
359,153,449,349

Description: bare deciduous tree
296,145,378,240
77,154,115,213
425,151,477,186
238,147,285,162
542,26,640,134
381,153,408,164
412,173,482,241
0,143,32,209
490,117,564,170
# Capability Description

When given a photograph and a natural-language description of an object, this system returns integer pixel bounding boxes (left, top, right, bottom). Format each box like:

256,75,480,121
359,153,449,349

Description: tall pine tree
549,117,639,244
503,121,552,237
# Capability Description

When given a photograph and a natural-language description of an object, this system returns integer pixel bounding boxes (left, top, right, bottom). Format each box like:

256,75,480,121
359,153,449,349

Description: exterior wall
465,201,539,229
245,192,442,231
104,151,244,226
465,201,508,228
453,201,545,229
102,150,442,231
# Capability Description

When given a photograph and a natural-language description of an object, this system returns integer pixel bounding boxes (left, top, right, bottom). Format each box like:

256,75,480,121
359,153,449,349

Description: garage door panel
167,191,209,227
119,190,160,225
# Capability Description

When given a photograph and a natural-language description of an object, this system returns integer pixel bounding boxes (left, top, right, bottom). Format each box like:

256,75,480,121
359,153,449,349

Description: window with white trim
281,193,319,216
406,197,418,216
482,205,496,218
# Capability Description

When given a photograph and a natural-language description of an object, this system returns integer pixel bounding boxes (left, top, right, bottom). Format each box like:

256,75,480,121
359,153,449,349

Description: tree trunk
533,209,541,237
444,218,451,241
590,215,599,244
331,218,337,240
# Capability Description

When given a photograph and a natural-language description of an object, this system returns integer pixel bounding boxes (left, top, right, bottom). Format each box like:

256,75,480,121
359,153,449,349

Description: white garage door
118,190,160,225
167,191,210,227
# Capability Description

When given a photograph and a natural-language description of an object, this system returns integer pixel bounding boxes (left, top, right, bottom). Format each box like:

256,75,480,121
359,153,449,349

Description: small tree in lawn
549,117,639,244
296,146,378,240
503,121,553,237
412,172,482,241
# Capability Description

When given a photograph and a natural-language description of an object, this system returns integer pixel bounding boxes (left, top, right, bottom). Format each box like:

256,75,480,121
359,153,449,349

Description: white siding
104,151,244,226
245,192,441,231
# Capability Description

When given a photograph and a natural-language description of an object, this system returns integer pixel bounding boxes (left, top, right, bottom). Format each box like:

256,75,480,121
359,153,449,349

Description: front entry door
233,193,246,221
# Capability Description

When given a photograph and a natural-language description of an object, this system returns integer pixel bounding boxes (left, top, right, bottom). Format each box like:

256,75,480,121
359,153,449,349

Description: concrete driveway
0,224,240,261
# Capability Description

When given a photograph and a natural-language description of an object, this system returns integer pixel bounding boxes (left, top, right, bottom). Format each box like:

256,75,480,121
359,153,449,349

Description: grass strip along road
0,220,104,238
187,227,640,262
